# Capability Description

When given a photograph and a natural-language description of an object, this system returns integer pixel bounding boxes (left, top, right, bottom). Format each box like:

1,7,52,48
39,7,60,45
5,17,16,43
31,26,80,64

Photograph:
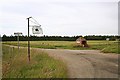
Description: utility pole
27,17,32,62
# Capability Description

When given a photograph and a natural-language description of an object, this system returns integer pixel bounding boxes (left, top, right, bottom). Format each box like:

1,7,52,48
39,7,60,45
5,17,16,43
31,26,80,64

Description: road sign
32,26,43,34
14,32,22,36
27,17,43,62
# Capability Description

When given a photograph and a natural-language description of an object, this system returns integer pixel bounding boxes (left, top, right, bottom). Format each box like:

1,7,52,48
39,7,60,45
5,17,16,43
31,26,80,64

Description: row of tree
2,34,120,41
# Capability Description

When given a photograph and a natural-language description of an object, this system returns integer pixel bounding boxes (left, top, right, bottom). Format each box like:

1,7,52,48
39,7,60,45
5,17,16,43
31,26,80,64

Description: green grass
2,45,67,78
2,40,119,53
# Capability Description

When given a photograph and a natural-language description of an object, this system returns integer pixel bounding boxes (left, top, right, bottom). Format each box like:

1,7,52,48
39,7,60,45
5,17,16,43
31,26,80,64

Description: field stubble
3,40,119,53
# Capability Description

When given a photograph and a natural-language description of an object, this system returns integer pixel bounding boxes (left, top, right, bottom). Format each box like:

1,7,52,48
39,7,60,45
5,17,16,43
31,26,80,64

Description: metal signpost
14,32,22,50
27,17,43,62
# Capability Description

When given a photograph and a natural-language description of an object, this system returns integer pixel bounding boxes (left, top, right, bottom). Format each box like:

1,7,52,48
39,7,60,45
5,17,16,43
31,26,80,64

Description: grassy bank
2,45,67,78
3,40,119,53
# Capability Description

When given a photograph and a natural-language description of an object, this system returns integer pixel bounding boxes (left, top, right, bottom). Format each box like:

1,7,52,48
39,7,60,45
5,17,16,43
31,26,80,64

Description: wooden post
17,35,19,50
27,17,32,62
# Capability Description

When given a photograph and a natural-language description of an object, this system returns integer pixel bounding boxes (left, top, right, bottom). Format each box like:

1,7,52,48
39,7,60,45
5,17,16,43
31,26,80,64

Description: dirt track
42,49,118,78
6,45,119,78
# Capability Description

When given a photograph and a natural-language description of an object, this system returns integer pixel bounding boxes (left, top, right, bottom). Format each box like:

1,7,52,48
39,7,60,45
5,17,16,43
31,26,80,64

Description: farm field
3,40,119,53
2,45,67,78
2,41,119,78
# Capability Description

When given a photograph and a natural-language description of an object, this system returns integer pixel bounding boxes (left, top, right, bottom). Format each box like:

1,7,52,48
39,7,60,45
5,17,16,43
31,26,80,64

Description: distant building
106,38,110,41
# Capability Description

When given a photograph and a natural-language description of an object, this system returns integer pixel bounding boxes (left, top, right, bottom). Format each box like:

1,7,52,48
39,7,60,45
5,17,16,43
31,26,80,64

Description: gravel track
42,49,118,78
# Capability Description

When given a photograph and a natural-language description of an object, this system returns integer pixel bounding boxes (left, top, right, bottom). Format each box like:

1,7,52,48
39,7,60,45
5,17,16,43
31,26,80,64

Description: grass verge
2,45,67,78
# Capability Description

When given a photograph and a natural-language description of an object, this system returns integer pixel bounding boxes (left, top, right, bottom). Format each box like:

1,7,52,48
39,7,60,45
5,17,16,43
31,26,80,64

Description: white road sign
32,26,43,34
14,32,22,36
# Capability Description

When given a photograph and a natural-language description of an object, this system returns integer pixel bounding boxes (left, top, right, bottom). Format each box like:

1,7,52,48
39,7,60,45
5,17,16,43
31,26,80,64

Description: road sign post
27,17,43,62
27,17,32,62
17,36,19,50
14,32,22,51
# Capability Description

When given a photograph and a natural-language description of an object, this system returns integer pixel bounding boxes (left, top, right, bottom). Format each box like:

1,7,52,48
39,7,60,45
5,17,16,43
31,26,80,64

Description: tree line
2,34,120,41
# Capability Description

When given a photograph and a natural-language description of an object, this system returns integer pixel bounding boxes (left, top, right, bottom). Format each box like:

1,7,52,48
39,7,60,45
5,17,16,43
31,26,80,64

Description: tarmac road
43,49,119,78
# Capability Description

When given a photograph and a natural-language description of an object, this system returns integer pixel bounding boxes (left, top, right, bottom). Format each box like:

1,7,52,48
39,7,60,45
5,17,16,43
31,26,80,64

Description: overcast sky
0,0,119,36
